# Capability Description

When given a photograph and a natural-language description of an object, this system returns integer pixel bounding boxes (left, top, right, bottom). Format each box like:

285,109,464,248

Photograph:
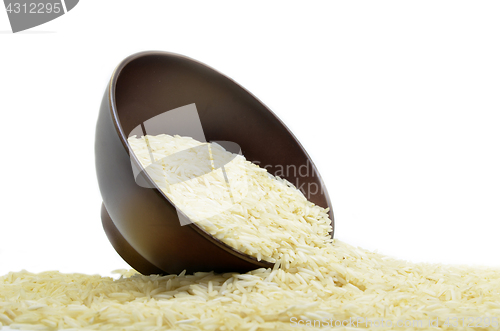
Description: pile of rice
127,134,332,264
1,135,499,330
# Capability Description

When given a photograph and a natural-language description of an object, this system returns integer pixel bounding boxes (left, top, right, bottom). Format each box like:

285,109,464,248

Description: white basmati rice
128,134,333,264
1,134,499,330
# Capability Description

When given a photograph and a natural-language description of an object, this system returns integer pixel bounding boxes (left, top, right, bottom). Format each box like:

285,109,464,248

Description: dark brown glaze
95,51,334,275
101,203,165,275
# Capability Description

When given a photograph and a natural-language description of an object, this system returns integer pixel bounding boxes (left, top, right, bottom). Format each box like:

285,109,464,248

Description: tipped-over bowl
95,51,334,275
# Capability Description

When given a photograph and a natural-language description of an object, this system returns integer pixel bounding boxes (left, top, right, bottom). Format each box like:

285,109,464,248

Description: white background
1,1,499,279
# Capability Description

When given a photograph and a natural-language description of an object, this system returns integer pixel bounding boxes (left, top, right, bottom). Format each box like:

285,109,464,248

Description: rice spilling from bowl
128,134,333,264
1,134,499,330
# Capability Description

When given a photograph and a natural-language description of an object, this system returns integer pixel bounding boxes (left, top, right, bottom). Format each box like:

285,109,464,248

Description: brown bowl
95,51,334,275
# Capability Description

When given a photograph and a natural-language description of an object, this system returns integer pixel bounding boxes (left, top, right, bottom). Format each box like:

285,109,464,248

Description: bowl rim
105,50,334,269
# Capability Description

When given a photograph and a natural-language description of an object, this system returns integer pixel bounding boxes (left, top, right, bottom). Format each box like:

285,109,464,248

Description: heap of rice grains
1,135,499,330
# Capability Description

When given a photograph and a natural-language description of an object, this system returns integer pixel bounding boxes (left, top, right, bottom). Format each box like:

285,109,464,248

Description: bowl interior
111,52,333,232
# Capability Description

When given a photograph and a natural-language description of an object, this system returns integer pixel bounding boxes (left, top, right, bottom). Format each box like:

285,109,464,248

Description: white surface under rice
1,242,500,330
1,134,499,330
